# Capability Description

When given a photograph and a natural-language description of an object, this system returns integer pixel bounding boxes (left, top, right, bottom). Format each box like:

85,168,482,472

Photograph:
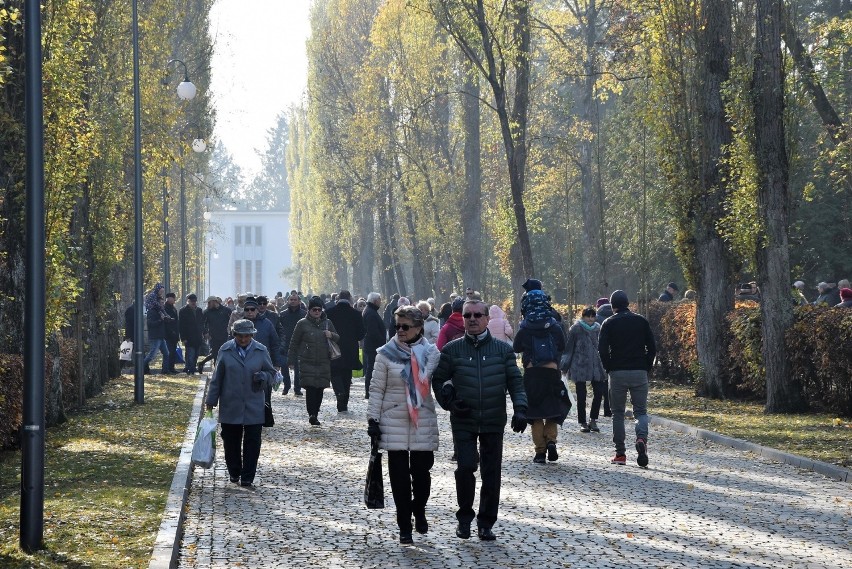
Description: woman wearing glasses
367,305,441,544
287,296,339,426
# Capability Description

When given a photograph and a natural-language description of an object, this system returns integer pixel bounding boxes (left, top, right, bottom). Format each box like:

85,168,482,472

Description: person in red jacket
436,297,466,351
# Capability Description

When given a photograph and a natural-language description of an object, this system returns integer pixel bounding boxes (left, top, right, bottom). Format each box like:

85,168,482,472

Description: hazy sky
208,0,312,180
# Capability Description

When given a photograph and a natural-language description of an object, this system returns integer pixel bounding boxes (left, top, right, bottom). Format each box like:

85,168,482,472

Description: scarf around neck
377,337,430,427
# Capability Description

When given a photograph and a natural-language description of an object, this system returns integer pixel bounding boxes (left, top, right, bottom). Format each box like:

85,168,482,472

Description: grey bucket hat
232,319,257,335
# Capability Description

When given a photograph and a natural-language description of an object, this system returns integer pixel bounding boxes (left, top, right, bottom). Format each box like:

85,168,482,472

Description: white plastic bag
191,412,217,469
119,340,133,361
562,373,577,417
271,370,284,392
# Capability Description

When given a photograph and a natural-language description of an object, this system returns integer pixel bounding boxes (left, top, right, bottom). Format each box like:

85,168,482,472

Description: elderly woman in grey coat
206,319,277,488
288,295,339,426
561,306,608,433
367,305,441,545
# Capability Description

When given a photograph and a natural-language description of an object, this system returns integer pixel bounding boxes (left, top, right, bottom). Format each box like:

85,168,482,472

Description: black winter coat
146,307,166,341
362,303,387,353
164,303,179,343
124,304,135,342
179,305,204,347
326,300,366,370
598,309,656,372
202,305,232,346
278,306,307,351
432,332,527,434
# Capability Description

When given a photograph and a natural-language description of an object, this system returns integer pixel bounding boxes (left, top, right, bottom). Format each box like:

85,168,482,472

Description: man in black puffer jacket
432,299,527,542
598,290,656,468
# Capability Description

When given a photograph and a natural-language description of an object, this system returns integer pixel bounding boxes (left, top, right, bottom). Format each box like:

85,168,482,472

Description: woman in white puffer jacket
367,305,441,545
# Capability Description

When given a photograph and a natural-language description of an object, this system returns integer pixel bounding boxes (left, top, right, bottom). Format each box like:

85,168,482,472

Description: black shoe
399,532,413,544
198,362,205,374
533,452,546,464
478,527,496,541
456,523,471,539
450,452,457,462
636,438,649,467
309,415,320,426
547,441,558,462
294,389,303,397
240,481,254,489
414,515,428,534
229,475,239,484
144,363,152,374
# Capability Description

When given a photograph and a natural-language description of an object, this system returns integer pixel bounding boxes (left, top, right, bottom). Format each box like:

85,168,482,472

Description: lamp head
176,80,197,100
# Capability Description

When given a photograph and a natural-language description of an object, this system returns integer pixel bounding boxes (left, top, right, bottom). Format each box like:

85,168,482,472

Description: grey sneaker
588,419,600,432
579,422,591,433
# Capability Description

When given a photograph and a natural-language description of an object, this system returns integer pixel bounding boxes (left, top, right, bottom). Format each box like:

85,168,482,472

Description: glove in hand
511,411,528,433
367,418,381,438
439,383,456,406
450,398,472,418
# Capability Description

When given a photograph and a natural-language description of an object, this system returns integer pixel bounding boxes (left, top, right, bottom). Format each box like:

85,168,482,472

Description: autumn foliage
647,301,852,416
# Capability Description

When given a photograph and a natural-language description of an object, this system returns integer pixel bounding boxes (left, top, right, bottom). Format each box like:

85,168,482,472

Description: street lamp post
178,138,206,299
162,169,170,293
132,0,145,405
21,0,46,552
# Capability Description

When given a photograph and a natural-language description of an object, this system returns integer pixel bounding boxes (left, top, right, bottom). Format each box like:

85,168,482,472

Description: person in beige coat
367,305,441,545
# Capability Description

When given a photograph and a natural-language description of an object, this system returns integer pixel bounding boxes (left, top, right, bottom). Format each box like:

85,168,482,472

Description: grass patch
0,374,199,568
651,381,852,469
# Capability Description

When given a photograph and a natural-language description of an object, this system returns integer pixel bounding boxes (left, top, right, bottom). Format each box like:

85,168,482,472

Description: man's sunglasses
244,307,257,312
463,312,485,319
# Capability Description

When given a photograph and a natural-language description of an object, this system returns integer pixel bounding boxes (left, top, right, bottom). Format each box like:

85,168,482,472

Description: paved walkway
178,378,852,568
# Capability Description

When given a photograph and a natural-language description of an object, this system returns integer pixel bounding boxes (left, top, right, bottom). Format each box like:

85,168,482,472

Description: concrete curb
149,375,208,569
650,414,851,483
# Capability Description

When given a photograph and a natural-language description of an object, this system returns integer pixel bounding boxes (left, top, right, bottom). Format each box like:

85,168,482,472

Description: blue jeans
143,338,170,371
608,370,649,454
184,345,198,373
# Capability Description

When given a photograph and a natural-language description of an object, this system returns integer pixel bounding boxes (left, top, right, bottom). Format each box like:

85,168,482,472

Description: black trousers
220,423,263,484
576,380,608,423
363,349,376,397
330,369,352,411
387,450,434,532
165,338,179,372
305,386,324,417
453,430,503,530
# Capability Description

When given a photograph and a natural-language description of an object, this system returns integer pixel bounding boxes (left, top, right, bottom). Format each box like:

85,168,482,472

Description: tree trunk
377,202,397,296
577,0,603,303
352,207,375,294
694,0,734,398
461,65,482,291
754,0,805,413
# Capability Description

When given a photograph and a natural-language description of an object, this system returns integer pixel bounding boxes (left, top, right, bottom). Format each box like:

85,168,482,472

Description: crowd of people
127,273,845,544
656,278,852,307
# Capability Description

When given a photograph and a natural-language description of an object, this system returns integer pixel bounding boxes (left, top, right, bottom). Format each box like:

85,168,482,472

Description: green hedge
647,301,852,416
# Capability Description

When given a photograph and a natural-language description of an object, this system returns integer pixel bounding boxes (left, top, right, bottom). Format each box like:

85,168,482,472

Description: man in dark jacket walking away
362,292,386,399
598,290,656,467
326,290,366,412
179,294,204,374
278,292,307,396
163,292,180,374
199,296,232,373
432,299,528,542
383,293,401,335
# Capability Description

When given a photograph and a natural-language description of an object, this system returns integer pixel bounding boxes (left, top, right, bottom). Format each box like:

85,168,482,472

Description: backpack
527,323,558,366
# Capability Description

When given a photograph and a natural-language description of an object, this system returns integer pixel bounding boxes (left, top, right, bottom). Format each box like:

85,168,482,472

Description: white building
205,210,294,299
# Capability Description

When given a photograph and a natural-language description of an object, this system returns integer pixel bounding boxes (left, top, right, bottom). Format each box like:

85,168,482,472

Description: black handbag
364,436,384,509
263,384,274,427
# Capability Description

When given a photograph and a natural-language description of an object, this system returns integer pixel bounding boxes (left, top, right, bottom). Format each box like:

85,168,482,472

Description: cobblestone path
179,378,852,568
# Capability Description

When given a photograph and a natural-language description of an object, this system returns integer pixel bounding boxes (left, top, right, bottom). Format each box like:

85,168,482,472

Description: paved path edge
650,414,851,483
148,375,208,569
